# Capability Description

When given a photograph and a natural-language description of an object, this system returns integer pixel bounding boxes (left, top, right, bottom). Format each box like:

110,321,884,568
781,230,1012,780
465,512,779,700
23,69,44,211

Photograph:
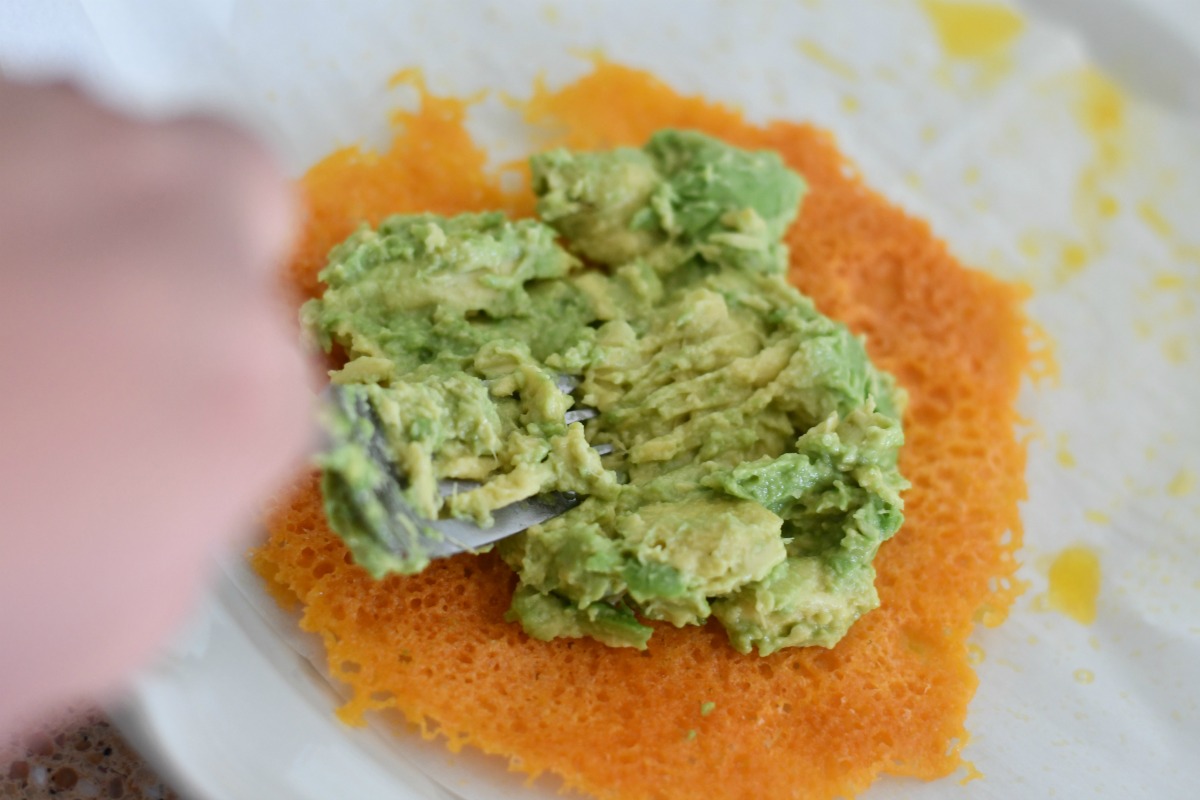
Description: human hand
0,79,308,729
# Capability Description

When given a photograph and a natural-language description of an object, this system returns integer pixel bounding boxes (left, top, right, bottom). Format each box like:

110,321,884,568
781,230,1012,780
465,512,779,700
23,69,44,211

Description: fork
319,375,611,563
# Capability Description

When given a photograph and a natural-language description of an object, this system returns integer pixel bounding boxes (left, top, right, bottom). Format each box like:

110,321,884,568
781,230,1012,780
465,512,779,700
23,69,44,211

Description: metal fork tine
564,407,599,424
322,374,612,565
419,491,585,558
554,374,581,393
438,478,481,497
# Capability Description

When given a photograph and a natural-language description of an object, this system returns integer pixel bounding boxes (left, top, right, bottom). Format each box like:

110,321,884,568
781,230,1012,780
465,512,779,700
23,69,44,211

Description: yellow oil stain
967,643,986,665
1084,509,1110,525
1045,546,1101,625
1176,244,1200,264
1055,435,1076,468
1162,335,1188,364
1018,232,1042,259
958,760,985,785
1138,201,1174,238
1056,241,1090,281
921,0,1025,58
921,124,939,143
1133,319,1152,338
1070,118,1121,212
540,3,560,24
1145,446,1157,461
1040,68,1132,288
1074,668,1095,685
963,165,980,184
1017,231,1099,286
1076,69,1126,142
387,66,426,91
795,39,858,80
841,94,861,113
1167,468,1197,497
1154,272,1187,291
1097,195,1120,218
1088,635,1101,650
1061,242,1088,270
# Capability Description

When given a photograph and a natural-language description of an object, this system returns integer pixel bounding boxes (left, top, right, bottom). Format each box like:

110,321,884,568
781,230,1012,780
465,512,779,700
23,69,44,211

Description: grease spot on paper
1076,69,1126,139
795,39,858,80
1020,69,1135,288
1154,273,1187,291
922,0,1025,89
1167,469,1197,498
1055,434,1076,468
1137,201,1174,239
921,0,1024,58
1162,336,1188,364
1059,242,1088,281
1097,194,1120,218
1039,546,1101,625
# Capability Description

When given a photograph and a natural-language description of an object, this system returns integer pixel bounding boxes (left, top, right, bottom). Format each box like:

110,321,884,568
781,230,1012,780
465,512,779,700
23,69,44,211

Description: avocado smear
302,130,908,655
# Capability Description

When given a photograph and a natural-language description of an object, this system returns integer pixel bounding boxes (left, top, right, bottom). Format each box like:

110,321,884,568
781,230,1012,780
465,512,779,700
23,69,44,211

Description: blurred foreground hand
0,79,308,730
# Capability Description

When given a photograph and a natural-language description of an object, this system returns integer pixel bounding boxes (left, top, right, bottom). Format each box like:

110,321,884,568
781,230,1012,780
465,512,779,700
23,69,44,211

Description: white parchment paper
4,1,1197,798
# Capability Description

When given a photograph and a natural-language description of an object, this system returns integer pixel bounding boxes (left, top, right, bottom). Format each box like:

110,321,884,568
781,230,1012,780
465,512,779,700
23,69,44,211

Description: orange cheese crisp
255,63,1031,800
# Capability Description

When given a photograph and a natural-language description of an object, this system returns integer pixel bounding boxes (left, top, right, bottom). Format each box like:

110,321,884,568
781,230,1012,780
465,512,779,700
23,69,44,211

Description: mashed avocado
303,130,908,655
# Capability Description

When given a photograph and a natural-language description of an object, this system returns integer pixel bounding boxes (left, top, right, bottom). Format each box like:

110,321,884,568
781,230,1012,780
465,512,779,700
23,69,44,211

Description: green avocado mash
302,130,908,655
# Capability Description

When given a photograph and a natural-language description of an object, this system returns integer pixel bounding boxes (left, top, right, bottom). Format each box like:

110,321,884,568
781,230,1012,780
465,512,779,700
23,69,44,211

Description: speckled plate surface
7,1,1199,798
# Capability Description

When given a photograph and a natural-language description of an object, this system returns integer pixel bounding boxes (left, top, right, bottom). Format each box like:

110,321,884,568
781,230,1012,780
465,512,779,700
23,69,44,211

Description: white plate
8,1,1199,797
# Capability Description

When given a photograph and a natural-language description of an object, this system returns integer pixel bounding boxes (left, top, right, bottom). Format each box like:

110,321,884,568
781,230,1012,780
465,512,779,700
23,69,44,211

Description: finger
158,115,300,276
